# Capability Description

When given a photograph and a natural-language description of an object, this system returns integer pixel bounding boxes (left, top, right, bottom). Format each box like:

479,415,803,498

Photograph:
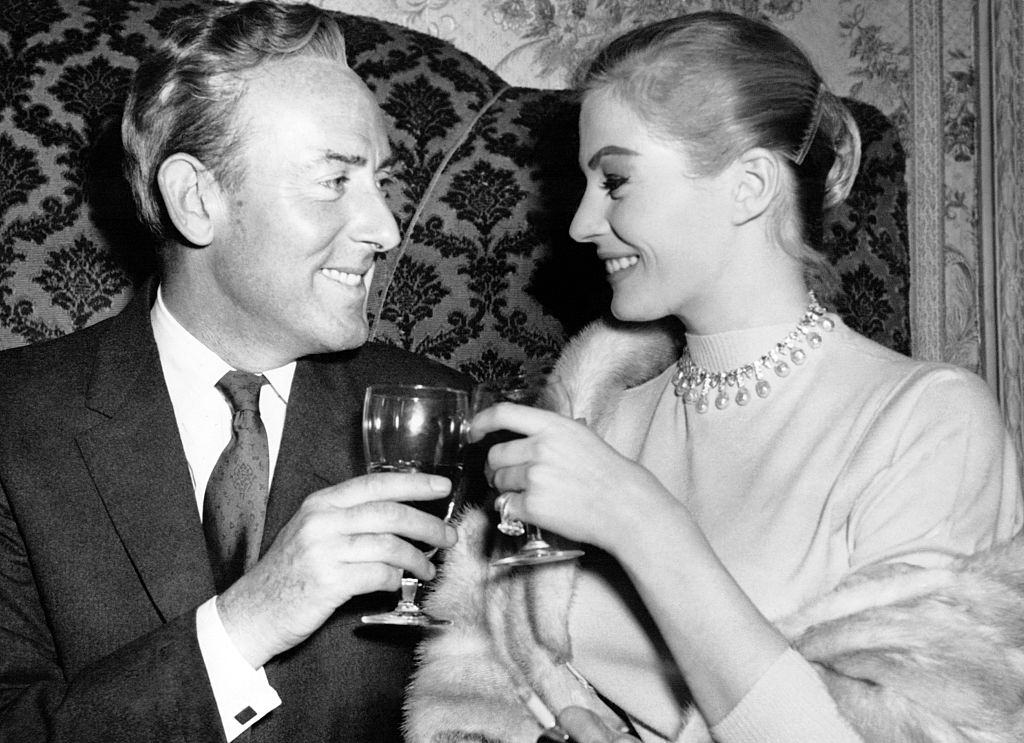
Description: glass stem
396,575,421,613
523,524,550,549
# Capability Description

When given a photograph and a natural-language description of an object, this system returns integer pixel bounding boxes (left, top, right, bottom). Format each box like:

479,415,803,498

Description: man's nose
356,188,401,253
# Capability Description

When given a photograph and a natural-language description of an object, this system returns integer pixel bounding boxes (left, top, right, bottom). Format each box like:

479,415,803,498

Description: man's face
197,57,400,368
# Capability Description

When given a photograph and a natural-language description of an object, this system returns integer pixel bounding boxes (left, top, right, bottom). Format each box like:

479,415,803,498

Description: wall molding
909,0,945,362
979,0,1024,469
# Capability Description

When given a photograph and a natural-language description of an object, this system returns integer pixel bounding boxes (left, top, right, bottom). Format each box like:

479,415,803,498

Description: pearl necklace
671,292,835,413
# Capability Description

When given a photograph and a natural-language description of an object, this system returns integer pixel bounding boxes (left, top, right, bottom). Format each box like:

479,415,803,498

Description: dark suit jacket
0,287,471,742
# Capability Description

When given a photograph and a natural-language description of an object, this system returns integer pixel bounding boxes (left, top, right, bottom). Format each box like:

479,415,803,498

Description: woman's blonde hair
580,11,861,295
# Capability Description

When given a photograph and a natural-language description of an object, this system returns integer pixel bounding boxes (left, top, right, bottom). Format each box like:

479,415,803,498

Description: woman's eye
601,175,628,197
377,175,397,198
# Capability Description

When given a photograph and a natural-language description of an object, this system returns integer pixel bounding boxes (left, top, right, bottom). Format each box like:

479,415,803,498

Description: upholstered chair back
1,1,910,379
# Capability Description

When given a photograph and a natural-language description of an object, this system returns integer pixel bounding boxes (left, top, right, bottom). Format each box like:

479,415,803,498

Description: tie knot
217,371,266,414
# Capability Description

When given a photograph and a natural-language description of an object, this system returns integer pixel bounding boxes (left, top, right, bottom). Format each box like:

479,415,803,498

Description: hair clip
791,81,827,165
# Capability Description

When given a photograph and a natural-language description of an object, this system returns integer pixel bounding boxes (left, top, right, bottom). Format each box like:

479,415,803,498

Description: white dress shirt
151,287,293,740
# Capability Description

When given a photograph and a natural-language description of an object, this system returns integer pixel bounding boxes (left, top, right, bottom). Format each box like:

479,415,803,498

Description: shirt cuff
709,648,863,743
196,598,282,740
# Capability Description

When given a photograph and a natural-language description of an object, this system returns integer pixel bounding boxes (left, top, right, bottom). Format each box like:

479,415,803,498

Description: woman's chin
609,298,661,324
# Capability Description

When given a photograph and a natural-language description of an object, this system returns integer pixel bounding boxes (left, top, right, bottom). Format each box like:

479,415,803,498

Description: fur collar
551,317,682,430
406,319,1024,743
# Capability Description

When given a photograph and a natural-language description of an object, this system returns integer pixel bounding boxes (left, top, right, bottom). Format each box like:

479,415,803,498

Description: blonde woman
408,11,1024,743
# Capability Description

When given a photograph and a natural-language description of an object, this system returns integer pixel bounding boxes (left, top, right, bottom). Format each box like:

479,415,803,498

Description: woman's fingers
556,707,640,743
469,402,566,441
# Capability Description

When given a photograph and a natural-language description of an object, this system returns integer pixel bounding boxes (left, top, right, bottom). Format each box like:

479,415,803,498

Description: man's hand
216,472,456,667
555,707,640,743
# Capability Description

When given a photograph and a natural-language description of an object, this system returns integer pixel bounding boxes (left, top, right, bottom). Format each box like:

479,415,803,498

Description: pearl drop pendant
670,291,831,413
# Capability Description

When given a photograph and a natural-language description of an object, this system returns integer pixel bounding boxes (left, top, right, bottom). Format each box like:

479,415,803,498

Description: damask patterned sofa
1,0,911,377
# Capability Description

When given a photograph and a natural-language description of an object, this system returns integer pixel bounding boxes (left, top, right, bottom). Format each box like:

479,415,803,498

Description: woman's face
569,91,740,324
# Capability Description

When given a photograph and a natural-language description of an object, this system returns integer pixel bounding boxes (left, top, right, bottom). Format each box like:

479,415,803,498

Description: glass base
360,609,451,627
491,540,584,568
360,576,450,626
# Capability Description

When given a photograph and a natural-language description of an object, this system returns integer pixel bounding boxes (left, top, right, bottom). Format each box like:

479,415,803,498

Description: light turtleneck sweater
567,315,1023,742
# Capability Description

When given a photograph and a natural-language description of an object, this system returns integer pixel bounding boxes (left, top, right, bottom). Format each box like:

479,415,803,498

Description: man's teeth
321,268,363,286
605,256,639,274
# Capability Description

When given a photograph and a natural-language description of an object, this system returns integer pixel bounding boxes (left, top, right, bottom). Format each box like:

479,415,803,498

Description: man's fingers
332,561,404,596
323,499,457,550
318,471,452,508
329,532,436,582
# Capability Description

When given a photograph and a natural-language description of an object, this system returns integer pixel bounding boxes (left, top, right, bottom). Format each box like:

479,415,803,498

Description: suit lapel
261,355,365,553
77,290,214,621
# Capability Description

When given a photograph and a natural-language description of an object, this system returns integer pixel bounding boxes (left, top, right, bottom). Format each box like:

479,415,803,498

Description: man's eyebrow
323,151,366,167
320,151,400,172
586,145,638,170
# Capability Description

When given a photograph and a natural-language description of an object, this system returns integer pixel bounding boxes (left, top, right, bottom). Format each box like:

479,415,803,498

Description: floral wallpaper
5,0,1013,461
314,0,983,372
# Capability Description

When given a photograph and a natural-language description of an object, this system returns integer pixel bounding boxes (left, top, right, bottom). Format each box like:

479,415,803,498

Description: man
0,2,466,740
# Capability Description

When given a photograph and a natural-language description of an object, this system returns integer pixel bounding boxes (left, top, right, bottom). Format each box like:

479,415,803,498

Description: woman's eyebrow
377,154,399,172
586,145,638,170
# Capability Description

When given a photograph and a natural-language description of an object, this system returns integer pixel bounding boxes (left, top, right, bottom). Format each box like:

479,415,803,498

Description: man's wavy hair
122,1,348,241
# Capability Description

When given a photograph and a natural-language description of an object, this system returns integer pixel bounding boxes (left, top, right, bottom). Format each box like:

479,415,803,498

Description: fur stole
405,319,1024,743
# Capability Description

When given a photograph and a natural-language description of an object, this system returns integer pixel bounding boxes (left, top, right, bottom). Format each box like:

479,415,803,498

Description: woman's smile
604,255,639,275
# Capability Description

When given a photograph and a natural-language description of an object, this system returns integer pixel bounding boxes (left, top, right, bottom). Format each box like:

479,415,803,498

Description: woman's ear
732,147,781,225
156,153,220,246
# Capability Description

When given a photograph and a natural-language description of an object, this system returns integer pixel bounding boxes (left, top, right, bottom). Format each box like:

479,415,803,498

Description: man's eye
324,175,349,191
601,175,628,196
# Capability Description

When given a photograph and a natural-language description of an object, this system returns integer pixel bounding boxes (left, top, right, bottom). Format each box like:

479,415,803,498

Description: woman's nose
568,187,605,244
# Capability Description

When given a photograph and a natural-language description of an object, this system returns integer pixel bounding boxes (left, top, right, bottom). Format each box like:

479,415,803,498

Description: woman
406,11,1024,743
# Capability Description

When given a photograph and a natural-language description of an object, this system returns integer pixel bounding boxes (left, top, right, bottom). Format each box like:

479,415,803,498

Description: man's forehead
238,56,378,123
236,59,392,166
246,54,355,93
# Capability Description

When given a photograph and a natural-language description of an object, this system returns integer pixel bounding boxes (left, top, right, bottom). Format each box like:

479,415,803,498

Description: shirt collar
151,285,296,403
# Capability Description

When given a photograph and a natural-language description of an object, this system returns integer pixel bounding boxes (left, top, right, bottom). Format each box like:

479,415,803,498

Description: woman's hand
473,402,792,728
553,707,640,743
469,402,674,555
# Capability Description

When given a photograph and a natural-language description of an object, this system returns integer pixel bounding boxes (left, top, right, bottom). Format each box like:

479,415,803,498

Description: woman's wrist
602,476,696,565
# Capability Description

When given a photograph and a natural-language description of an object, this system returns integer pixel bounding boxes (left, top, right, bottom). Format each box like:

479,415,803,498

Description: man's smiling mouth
320,267,365,286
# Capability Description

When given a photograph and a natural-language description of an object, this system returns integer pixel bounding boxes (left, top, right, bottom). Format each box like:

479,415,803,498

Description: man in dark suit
0,2,466,740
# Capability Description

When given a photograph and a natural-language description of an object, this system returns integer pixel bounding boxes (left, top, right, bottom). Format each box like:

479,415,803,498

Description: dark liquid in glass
367,462,462,553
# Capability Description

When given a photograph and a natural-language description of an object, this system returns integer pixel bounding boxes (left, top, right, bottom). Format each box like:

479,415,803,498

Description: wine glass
472,372,585,568
359,384,469,626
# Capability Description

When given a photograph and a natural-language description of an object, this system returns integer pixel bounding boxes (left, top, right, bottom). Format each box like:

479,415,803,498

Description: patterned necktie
203,371,270,594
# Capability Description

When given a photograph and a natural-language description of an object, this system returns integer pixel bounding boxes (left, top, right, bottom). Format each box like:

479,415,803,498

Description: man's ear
732,147,781,225
157,153,220,246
